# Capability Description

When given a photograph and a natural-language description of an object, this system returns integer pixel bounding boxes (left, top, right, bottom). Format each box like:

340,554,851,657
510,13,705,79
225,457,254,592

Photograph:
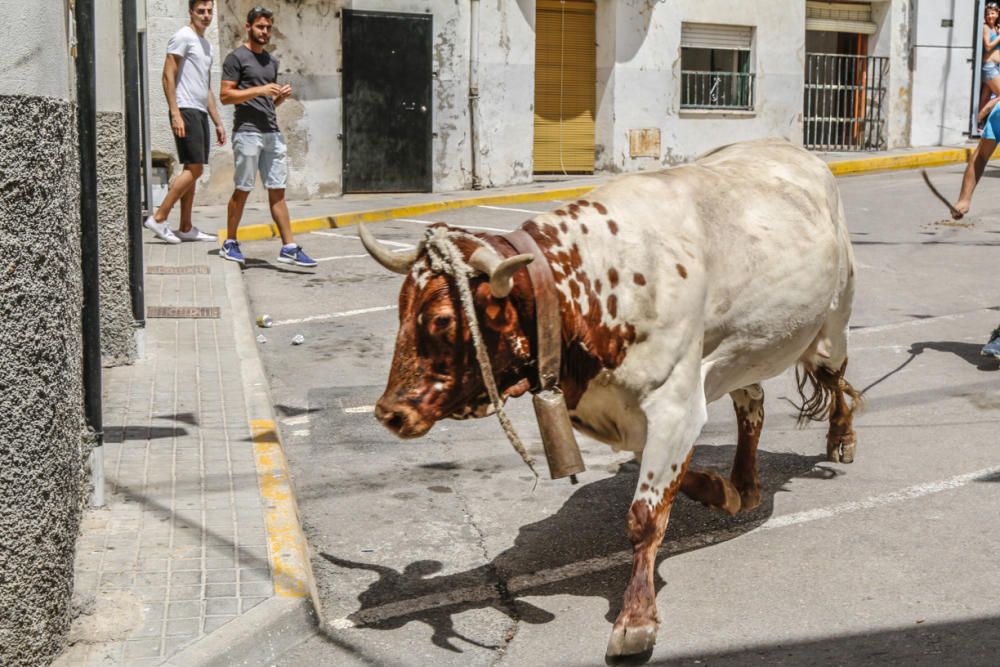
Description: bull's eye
432,314,453,330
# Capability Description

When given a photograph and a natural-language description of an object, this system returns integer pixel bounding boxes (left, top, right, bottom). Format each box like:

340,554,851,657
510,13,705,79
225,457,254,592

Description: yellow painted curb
221,149,972,242
221,186,595,241
828,148,971,176
250,419,312,599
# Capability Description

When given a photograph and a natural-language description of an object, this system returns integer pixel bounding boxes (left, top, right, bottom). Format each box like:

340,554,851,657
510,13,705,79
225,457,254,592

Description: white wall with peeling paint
596,0,807,171
909,0,977,147
145,1,964,204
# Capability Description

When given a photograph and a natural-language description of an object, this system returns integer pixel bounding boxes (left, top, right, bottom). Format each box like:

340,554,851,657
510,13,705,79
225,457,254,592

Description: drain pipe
469,0,483,189
74,0,105,507
123,0,145,327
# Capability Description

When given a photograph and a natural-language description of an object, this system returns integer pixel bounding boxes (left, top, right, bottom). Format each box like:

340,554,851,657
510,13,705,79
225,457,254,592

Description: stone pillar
0,3,88,664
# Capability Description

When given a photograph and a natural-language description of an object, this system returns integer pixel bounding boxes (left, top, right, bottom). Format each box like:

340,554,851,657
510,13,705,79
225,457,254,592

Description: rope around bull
422,227,539,480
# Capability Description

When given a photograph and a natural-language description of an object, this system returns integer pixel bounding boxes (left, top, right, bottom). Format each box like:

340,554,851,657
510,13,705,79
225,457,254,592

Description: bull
360,139,861,657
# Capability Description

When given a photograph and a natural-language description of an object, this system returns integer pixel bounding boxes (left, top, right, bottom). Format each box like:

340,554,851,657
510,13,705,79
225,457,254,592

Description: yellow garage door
534,0,595,174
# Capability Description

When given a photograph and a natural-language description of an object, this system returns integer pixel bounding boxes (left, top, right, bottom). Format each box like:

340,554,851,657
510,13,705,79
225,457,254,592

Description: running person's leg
954,138,998,218
146,109,209,242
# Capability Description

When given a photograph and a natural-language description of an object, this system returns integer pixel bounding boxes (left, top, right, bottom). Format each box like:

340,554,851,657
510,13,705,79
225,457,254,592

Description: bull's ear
474,282,519,333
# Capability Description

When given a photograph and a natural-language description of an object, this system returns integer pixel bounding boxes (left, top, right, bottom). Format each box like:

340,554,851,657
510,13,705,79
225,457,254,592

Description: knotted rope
422,227,539,480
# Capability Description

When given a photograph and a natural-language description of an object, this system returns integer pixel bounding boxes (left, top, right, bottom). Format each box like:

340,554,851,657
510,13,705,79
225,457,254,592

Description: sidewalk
56,241,316,666
55,143,972,666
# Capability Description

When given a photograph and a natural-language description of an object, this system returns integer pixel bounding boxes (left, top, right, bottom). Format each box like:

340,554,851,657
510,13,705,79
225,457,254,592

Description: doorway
533,0,595,174
341,10,433,193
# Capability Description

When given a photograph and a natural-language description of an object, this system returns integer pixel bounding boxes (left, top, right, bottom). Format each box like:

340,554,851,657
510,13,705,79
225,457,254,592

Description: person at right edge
949,95,1000,358
218,6,316,268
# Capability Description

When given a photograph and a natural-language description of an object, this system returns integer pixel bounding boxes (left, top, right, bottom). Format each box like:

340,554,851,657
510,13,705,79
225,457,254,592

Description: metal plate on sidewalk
147,306,220,319
146,265,211,275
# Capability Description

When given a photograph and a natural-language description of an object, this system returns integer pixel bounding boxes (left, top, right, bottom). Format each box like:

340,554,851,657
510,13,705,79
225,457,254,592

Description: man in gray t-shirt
218,6,316,268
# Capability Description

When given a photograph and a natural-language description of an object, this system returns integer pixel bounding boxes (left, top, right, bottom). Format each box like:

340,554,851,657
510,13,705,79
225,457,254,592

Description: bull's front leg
607,363,707,658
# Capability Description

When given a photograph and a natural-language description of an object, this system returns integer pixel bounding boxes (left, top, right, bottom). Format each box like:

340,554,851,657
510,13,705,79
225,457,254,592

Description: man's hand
275,84,293,106
215,124,227,146
260,83,283,98
171,109,186,138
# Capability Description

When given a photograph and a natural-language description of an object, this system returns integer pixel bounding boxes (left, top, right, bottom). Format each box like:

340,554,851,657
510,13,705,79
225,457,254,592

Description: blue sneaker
220,239,245,265
981,327,1000,358
277,244,317,268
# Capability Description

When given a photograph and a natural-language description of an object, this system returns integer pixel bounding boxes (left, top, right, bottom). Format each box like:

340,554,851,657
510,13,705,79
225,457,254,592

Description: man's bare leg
178,181,196,233
955,139,997,219
153,164,203,224
269,188,293,246
227,189,250,241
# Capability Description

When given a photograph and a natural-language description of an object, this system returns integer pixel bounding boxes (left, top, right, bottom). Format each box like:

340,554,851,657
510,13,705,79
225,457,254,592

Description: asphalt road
237,164,1000,666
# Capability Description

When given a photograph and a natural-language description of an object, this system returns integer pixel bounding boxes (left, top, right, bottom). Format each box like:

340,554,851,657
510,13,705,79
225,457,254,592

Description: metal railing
681,70,755,110
804,53,888,151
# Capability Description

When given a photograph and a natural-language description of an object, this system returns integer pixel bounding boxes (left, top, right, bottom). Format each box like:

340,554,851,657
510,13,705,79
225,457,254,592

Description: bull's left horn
359,224,420,274
468,246,533,298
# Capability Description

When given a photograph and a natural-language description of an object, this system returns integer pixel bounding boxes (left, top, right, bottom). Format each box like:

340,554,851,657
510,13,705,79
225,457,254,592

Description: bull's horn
359,224,420,274
468,246,533,298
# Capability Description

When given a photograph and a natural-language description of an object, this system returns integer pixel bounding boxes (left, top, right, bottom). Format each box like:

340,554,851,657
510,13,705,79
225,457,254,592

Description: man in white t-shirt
143,0,226,244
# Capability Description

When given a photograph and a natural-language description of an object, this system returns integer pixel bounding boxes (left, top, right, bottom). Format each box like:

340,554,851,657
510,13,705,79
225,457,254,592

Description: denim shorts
233,131,288,191
984,61,1000,82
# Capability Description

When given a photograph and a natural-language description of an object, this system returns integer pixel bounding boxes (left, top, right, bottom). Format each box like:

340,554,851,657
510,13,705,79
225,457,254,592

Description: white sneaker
143,215,181,244
174,226,217,242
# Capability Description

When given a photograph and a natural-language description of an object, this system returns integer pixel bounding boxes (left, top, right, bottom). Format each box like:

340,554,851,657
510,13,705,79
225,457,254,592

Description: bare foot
952,200,969,220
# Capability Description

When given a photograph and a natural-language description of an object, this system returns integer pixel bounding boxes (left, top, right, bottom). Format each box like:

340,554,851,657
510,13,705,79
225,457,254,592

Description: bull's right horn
468,246,533,298
359,224,420,274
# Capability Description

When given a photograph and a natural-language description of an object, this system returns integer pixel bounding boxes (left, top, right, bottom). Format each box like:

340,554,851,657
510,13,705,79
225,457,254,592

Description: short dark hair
247,6,273,24
189,0,213,10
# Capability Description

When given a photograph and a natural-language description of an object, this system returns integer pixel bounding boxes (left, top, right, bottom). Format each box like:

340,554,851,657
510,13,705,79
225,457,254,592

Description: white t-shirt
166,25,213,112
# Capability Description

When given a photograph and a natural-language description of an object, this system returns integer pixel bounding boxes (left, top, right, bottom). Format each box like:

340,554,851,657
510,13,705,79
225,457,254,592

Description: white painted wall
910,0,977,146
597,0,806,171
1,2,73,99
96,0,125,112
869,0,914,148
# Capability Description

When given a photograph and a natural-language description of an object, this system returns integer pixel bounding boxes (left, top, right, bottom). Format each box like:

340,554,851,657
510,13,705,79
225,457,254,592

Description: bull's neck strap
500,229,561,391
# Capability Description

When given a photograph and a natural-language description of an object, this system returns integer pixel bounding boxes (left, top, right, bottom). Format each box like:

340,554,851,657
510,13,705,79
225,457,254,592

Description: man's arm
219,80,283,105
207,74,226,146
162,54,185,137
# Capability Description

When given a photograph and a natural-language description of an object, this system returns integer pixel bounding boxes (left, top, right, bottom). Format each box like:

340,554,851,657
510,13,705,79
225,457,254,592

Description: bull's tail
794,362,864,427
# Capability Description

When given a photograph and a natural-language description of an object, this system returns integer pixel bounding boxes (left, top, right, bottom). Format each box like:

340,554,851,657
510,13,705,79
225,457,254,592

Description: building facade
148,1,987,204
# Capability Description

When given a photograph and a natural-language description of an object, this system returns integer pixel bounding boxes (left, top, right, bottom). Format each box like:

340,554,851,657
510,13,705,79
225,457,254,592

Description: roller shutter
806,1,877,35
533,0,595,174
680,24,753,50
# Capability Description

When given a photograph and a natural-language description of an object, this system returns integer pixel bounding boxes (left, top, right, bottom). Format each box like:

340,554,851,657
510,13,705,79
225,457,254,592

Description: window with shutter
680,23,756,111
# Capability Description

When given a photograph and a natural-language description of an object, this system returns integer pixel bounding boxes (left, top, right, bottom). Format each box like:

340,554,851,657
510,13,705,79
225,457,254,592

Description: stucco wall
0,94,86,666
97,111,137,365
870,0,915,149
598,0,806,170
910,0,976,146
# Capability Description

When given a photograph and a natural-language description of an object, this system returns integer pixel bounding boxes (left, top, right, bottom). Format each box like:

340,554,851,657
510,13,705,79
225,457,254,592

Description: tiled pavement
57,239,276,665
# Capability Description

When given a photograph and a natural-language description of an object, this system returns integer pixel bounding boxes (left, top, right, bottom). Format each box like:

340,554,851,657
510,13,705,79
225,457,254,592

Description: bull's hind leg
820,359,861,463
730,384,764,510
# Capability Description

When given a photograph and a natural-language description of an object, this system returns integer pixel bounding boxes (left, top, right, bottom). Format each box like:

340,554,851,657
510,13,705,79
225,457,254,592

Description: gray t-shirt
221,45,280,134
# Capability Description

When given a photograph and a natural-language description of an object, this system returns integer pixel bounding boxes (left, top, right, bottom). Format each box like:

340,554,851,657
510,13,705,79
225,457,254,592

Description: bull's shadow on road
320,446,829,655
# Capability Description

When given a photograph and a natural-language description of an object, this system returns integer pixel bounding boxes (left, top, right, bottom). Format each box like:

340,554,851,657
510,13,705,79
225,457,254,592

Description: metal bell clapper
532,388,585,483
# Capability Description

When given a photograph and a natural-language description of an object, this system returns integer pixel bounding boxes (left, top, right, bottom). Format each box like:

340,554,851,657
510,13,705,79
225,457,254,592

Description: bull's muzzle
374,399,431,439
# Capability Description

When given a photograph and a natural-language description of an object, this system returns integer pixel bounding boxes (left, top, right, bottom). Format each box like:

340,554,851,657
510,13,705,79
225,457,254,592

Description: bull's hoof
738,485,762,512
827,434,856,463
606,623,657,658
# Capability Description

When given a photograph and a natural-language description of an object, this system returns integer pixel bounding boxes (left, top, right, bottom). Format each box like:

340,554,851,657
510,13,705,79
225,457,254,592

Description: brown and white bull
360,139,861,657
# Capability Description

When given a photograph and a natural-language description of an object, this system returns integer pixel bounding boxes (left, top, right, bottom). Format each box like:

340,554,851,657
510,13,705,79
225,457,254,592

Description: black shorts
173,108,210,165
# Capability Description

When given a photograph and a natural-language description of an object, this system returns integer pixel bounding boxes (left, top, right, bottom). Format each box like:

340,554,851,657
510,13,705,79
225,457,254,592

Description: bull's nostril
386,412,405,432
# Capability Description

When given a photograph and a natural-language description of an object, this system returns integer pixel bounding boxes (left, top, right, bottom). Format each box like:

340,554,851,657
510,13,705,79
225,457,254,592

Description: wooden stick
921,169,963,219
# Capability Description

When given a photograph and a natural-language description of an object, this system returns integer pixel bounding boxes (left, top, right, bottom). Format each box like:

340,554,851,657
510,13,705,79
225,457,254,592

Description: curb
223,148,971,243
164,259,322,666
826,147,971,177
